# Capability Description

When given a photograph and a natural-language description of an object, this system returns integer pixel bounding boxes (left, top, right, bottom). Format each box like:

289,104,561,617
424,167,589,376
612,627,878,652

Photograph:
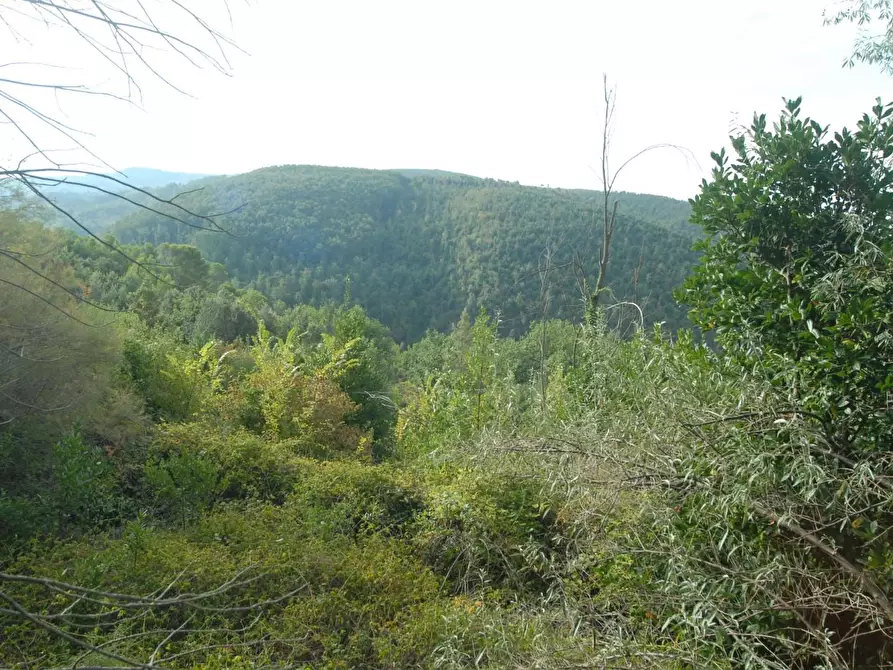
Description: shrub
0,493,48,550
145,450,218,526
52,431,121,531
412,466,556,593
148,423,302,504
122,334,206,421
288,460,422,539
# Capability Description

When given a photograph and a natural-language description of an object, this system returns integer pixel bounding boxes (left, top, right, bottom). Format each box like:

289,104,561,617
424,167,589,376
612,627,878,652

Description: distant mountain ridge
390,169,478,180
46,167,214,193
36,168,216,234
103,164,699,342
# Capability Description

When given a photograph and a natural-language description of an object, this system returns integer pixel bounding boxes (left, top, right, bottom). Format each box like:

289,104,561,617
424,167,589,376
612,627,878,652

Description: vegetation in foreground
2,99,893,669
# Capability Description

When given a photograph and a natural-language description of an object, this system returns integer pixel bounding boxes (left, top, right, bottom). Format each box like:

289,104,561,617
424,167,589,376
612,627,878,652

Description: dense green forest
2,98,893,669
74,167,699,342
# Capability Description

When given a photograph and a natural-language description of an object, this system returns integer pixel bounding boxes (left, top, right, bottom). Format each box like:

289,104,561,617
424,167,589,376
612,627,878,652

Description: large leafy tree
679,97,893,455
670,99,893,666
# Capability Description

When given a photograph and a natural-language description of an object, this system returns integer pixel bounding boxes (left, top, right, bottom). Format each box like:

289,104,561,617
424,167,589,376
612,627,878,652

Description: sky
1,0,891,200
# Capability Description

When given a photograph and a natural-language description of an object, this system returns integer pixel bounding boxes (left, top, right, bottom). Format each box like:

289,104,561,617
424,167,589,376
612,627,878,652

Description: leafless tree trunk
585,73,695,329
587,75,618,323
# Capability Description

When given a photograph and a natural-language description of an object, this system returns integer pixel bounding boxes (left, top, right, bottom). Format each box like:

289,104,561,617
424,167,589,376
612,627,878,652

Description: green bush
1,503,446,669
52,431,121,531
412,466,556,593
149,423,303,504
288,460,422,539
145,450,218,526
122,334,205,421
0,493,49,549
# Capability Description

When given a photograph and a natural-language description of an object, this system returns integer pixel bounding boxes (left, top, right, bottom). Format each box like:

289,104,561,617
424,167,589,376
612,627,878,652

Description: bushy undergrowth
0,317,840,669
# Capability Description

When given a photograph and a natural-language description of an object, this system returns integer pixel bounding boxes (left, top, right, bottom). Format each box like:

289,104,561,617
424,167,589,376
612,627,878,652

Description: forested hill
111,165,698,343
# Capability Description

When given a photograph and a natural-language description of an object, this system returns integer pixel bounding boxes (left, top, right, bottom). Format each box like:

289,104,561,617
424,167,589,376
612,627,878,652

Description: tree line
79,166,698,343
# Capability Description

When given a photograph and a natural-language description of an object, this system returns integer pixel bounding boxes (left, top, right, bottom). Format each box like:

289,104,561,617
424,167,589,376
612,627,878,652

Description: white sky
2,0,892,199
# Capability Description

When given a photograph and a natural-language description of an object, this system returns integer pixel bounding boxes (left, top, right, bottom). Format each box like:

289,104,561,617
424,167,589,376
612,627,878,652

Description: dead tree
585,74,695,330
588,74,618,322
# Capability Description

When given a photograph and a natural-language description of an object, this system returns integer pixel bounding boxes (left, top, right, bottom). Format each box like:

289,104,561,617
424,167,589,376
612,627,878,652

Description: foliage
103,165,698,342
145,449,219,526
397,309,538,455
5,101,893,670
150,423,301,503
0,213,121,433
288,459,422,539
826,0,893,74
412,466,557,594
679,97,893,454
674,99,893,666
122,331,208,421
51,431,121,530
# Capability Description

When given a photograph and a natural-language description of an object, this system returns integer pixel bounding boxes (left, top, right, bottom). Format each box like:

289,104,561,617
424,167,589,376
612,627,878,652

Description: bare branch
0,567,308,670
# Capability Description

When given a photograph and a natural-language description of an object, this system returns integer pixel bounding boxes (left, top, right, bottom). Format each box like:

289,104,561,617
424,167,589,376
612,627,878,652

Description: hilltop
108,165,698,342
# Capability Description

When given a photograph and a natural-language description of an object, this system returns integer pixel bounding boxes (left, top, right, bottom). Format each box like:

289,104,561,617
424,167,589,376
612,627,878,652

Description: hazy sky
2,0,891,199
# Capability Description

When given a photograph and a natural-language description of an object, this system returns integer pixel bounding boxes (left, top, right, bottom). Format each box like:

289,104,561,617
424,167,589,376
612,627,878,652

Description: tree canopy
87,165,699,342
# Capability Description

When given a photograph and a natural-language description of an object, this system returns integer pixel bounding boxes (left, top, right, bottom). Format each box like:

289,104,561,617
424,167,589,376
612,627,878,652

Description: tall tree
669,97,893,667
679,96,893,454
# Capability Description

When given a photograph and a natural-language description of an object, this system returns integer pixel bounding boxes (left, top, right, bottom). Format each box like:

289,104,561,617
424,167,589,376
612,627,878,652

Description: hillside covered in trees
95,166,699,342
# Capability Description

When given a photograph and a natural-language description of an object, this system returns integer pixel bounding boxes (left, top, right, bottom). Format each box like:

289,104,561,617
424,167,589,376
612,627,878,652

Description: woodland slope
107,166,697,342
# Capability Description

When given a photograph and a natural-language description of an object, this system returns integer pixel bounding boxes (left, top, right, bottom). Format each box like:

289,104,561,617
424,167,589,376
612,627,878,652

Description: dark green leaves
680,98,893,455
